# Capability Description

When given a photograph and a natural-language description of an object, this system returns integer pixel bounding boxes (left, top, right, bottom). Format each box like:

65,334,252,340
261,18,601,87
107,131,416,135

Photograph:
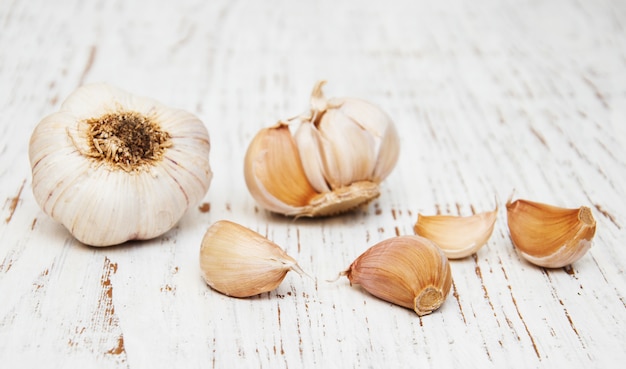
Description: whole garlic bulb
244,81,400,217
338,235,453,316
29,83,212,246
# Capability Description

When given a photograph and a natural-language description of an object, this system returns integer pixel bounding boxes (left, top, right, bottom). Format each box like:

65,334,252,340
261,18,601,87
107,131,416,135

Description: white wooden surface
1,0,625,367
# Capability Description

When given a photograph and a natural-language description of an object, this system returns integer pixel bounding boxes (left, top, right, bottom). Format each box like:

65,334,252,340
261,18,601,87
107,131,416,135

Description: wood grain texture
1,0,625,368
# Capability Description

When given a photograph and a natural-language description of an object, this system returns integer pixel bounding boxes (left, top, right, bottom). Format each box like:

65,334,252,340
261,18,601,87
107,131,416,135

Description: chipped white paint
1,0,625,368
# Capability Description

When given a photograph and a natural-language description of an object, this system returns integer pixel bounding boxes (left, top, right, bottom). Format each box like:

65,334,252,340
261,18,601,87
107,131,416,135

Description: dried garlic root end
506,198,596,268
579,206,596,227
295,181,381,217
414,286,446,316
413,206,498,259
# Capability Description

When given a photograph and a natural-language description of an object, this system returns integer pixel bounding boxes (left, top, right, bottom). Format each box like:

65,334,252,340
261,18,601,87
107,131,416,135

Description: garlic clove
414,206,498,259
292,122,331,193
325,95,400,183
309,109,377,189
244,80,399,217
29,83,212,246
199,220,305,298
506,198,596,268
371,119,401,183
243,122,319,215
339,235,453,316
303,80,400,190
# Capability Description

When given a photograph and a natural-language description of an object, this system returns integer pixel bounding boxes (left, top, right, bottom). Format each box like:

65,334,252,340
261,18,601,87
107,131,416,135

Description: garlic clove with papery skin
414,206,498,259
338,235,453,316
244,80,400,217
199,220,306,298
243,122,319,215
506,198,596,268
29,83,212,247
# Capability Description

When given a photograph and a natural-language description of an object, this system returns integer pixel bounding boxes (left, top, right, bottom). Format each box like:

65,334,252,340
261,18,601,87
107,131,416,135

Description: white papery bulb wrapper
29,83,212,246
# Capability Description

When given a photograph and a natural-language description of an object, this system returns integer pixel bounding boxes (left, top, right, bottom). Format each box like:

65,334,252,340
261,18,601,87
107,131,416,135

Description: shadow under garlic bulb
28,83,212,246
244,81,400,217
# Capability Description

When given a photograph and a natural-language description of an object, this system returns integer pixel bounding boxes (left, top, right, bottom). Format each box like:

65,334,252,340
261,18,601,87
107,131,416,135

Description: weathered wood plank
1,0,625,368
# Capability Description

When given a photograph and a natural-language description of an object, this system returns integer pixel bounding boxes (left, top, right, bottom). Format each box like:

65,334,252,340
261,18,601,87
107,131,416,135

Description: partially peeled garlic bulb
338,235,452,316
29,83,212,246
506,198,596,268
199,220,306,297
244,81,400,216
414,206,498,259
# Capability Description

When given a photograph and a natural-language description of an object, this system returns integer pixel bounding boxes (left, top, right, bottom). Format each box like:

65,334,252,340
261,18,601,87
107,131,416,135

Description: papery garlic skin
506,198,596,268
244,81,399,217
340,235,452,316
29,83,212,246
520,239,593,268
199,220,305,297
414,206,498,259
